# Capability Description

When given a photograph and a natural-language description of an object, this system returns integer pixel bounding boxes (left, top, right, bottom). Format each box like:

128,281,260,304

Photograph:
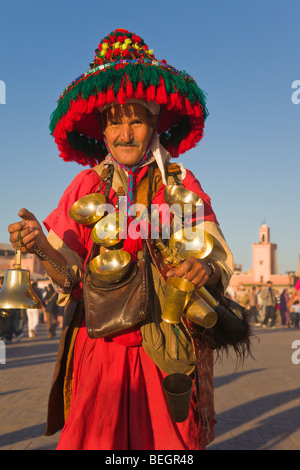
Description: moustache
113,140,140,148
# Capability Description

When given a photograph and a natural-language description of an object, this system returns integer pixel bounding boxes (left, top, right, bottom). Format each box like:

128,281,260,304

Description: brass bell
0,232,42,312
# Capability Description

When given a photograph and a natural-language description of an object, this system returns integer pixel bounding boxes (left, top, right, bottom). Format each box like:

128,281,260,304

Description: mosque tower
252,224,278,283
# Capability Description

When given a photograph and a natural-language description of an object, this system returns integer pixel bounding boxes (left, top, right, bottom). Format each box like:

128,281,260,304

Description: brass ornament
69,193,106,225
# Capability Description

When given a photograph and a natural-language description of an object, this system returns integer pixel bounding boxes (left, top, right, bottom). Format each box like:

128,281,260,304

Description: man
262,281,277,328
248,286,258,324
256,284,266,323
287,290,300,328
8,29,246,450
0,278,24,343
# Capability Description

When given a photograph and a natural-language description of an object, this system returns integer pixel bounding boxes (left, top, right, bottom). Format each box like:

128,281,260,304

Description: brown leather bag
82,243,150,338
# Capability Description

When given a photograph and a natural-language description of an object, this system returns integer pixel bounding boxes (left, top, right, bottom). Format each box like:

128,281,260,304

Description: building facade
0,243,45,280
229,224,297,293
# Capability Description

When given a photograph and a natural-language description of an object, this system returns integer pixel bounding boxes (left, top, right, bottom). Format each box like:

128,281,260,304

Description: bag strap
165,163,182,186
93,163,115,197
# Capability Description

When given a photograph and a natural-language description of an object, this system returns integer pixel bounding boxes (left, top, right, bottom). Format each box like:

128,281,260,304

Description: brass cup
69,193,106,225
91,212,126,247
185,294,217,328
162,277,195,324
89,250,131,283
164,185,204,216
169,228,213,260
162,372,193,422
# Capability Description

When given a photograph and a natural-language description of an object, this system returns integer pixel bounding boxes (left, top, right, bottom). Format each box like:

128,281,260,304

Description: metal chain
33,244,74,289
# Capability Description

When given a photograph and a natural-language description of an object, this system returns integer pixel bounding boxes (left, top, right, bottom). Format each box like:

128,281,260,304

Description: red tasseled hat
50,28,209,167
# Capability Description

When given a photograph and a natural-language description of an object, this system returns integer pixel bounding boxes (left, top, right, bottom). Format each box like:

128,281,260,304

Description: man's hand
8,208,47,253
166,257,211,288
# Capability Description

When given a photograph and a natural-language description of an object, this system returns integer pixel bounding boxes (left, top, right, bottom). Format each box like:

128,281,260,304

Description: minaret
252,224,278,283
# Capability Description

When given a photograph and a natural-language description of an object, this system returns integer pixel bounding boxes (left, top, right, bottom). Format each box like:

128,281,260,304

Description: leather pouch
82,244,150,338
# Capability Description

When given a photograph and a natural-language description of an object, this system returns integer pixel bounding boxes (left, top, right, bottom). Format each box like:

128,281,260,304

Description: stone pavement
0,322,299,450
0,322,61,450
208,325,300,450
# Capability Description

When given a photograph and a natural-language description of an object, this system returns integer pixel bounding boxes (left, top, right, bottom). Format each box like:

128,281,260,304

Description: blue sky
0,0,299,273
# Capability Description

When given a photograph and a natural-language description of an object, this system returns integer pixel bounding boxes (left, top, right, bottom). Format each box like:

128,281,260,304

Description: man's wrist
206,260,216,278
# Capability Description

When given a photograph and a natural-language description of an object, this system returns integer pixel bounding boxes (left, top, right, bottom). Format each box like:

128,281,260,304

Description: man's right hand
8,208,47,254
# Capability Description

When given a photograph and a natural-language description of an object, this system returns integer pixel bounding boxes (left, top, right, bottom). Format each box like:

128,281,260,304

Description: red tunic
44,164,217,450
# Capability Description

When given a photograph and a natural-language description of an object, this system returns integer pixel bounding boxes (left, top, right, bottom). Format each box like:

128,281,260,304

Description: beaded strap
58,59,196,103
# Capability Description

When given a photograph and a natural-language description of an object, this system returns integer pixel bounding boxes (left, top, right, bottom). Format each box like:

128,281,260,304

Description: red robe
44,164,217,450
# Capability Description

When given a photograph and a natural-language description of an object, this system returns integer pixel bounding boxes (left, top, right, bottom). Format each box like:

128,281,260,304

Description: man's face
101,103,157,167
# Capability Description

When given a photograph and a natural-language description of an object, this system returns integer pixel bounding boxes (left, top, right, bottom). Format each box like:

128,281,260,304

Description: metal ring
170,358,186,374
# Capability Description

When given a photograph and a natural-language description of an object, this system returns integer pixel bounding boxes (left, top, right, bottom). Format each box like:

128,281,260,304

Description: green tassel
50,64,208,135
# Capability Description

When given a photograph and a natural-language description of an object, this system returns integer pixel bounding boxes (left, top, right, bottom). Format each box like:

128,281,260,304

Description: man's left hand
166,257,211,288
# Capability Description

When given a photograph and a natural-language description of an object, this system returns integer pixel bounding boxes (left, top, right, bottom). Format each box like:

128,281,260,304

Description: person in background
262,281,277,328
248,286,259,325
44,284,59,338
287,291,300,328
256,285,265,323
279,288,290,327
26,281,43,339
0,277,24,343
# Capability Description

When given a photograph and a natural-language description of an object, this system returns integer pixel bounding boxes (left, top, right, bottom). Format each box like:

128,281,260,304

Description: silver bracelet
206,260,216,278
33,244,74,290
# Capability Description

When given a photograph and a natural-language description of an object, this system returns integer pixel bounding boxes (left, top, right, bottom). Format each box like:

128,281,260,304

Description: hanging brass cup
69,193,106,225
162,372,193,423
164,185,204,216
161,277,195,324
185,294,217,328
169,227,213,259
89,250,131,283
91,212,126,247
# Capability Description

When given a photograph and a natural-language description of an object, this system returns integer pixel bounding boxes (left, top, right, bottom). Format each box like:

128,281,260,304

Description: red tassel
96,92,107,109
117,80,127,104
169,91,184,112
155,77,168,104
87,94,97,112
125,75,134,99
146,84,156,101
184,97,193,115
105,85,115,105
135,82,144,99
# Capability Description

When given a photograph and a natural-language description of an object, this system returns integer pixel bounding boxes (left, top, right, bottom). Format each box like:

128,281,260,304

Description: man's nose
120,124,133,142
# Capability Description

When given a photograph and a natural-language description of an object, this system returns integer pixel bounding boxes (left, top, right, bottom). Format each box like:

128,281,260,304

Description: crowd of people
229,281,300,329
0,278,63,343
